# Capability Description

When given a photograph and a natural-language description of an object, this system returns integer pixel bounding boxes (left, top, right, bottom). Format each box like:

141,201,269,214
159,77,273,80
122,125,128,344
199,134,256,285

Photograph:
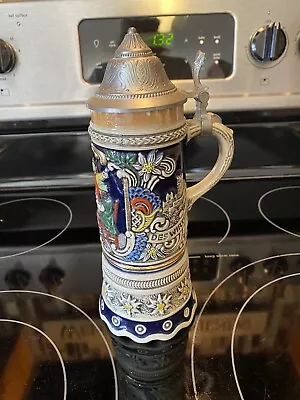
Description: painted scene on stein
91,142,188,269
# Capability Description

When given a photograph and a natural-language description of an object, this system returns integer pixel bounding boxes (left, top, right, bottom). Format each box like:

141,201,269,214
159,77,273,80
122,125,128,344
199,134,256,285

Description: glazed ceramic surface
92,144,186,267
88,27,234,342
91,142,197,341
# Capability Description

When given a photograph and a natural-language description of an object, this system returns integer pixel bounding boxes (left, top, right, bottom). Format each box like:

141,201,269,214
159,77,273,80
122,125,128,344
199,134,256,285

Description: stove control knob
0,39,16,73
39,262,65,292
250,22,287,63
263,257,288,276
5,268,31,289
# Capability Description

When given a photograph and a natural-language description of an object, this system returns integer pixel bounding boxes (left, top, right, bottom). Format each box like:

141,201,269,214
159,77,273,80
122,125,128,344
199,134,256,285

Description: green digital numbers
165,33,174,46
152,32,174,47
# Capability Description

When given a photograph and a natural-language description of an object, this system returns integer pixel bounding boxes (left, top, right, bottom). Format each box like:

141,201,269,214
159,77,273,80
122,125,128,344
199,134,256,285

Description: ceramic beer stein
88,27,234,343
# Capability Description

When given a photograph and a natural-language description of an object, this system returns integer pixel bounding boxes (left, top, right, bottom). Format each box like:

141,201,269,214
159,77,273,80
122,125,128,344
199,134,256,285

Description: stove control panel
78,14,234,84
0,0,299,120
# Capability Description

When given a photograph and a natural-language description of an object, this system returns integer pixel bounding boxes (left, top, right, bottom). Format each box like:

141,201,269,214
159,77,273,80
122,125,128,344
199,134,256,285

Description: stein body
88,28,234,342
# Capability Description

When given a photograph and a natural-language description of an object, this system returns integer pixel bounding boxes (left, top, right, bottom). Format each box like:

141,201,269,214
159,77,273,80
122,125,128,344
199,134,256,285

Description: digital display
141,32,174,47
79,14,235,84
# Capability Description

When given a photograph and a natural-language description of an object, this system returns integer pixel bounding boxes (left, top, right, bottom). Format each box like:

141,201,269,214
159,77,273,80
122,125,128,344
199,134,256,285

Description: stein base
99,291,197,343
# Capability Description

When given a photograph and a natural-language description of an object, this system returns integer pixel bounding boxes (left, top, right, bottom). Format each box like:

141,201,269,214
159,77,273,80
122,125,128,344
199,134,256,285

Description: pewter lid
87,27,187,113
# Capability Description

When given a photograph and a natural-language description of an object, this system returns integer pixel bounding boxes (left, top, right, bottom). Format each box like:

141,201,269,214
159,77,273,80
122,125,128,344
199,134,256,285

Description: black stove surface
0,176,299,400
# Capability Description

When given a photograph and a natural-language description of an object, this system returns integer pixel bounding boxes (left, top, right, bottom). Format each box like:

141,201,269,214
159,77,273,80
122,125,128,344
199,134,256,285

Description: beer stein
88,27,234,342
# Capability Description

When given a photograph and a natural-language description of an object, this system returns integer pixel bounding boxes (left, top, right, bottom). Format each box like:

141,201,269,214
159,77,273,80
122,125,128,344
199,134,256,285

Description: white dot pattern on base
135,324,147,335
112,316,121,327
162,320,173,331
184,307,190,318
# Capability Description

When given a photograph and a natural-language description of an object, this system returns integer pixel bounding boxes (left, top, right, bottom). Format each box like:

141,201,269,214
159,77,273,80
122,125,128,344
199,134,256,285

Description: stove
1,0,300,398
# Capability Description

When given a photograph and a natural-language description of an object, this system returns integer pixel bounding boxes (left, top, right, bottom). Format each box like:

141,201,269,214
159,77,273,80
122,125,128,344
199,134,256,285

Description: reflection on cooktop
192,252,300,400
1,260,300,399
0,319,67,399
112,330,188,400
0,291,117,399
231,272,300,400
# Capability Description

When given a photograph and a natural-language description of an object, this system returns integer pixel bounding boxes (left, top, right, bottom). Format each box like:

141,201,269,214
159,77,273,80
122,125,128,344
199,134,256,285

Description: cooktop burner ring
200,196,231,243
0,289,119,399
190,252,300,399
231,272,300,400
0,318,67,399
0,197,72,259
258,186,300,238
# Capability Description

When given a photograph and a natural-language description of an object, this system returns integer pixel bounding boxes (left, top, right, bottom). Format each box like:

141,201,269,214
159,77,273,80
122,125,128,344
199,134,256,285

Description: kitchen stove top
1,0,300,397
0,176,299,399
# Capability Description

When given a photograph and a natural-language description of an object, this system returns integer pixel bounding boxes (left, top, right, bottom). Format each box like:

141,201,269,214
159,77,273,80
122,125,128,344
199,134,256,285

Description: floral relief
119,294,142,316
133,150,164,183
148,294,172,316
102,282,115,302
102,277,192,319
178,277,190,300
140,243,164,262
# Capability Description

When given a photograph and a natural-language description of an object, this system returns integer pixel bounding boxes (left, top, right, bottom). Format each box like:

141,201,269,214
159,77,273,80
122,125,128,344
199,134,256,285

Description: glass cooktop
0,177,299,399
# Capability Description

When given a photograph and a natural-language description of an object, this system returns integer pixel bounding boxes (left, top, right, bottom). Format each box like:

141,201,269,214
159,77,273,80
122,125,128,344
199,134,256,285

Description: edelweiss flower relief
178,278,190,300
140,242,164,262
119,294,142,316
133,150,164,182
103,281,114,299
148,293,172,316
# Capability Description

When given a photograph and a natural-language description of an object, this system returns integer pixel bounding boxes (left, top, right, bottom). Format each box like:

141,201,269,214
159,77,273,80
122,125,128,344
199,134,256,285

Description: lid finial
127,27,137,34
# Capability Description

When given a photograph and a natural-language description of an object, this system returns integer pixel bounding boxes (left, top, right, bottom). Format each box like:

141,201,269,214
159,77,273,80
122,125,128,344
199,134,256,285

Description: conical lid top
114,27,153,58
88,27,187,113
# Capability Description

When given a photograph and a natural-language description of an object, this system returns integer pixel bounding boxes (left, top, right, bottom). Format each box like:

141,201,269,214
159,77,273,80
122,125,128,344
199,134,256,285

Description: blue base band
99,291,197,343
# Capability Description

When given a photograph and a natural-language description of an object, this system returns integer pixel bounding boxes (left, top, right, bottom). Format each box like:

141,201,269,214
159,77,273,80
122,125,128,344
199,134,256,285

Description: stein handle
186,118,234,210
185,50,234,210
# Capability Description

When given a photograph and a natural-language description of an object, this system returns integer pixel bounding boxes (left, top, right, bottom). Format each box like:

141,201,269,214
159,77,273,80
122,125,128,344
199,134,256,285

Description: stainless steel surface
87,27,186,112
0,0,299,121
